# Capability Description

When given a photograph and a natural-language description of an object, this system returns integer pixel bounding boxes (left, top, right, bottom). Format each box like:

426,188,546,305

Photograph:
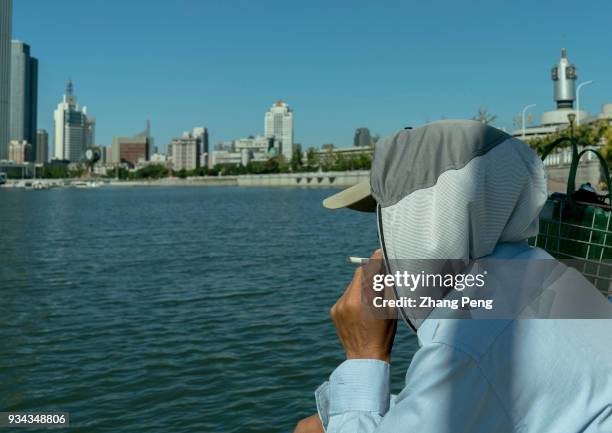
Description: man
295,120,612,433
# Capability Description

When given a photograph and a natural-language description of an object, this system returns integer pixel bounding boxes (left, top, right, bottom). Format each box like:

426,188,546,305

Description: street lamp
576,80,594,126
567,112,576,139
521,104,536,139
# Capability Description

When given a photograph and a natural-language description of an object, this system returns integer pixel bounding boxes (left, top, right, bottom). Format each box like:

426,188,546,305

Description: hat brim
322,180,376,212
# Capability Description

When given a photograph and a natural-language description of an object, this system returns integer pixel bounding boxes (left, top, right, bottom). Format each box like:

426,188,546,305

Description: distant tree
195,166,209,176
354,153,372,170
512,112,535,129
116,167,129,180
527,120,612,166
41,166,69,179
291,144,303,171
306,147,317,169
275,154,290,173
135,164,169,179
321,149,335,171
473,107,497,125
68,167,85,178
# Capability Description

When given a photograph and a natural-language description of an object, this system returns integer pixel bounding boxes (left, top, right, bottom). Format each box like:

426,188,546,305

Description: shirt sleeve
315,359,390,432
316,344,510,433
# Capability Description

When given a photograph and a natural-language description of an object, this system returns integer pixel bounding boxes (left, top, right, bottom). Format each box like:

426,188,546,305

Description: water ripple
0,187,418,432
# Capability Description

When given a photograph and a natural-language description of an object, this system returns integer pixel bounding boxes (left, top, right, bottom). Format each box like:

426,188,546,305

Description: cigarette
347,256,369,265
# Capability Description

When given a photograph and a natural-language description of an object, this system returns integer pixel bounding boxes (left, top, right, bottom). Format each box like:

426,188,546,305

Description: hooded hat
324,119,548,329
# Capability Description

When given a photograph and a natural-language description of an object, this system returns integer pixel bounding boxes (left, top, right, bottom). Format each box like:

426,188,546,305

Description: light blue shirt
315,245,612,433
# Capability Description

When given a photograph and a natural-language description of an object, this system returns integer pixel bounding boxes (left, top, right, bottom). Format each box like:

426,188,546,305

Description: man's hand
294,414,324,433
330,249,397,362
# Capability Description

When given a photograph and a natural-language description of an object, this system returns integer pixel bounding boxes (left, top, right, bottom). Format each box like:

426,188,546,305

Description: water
0,187,418,433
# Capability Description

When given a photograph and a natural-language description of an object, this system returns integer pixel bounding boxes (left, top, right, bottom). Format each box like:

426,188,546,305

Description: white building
53,80,95,162
211,135,273,166
150,153,168,163
264,100,293,161
0,0,11,160
212,149,242,166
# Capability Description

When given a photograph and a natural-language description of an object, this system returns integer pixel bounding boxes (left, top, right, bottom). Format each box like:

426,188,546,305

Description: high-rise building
193,127,209,167
111,122,152,166
36,128,48,163
112,136,149,166
264,100,293,161
0,0,11,160
353,128,372,147
171,128,208,171
53,80,95,162
172,135,198,171
101,146,112,164
10,40,37,161
9,41,38,161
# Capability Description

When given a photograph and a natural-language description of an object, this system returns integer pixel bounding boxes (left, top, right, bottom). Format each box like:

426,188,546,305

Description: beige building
8,139,31,163
169,128,207,171
172,133,199,171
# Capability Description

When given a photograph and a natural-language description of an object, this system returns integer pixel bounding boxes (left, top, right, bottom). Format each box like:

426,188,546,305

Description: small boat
73,180,101,188
32,181,49,190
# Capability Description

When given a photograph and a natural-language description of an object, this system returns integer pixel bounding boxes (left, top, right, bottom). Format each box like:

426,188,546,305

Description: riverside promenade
1,164,593,193
1,170,371,189
109,170,370,188
110,163,599,193
107,170,370,188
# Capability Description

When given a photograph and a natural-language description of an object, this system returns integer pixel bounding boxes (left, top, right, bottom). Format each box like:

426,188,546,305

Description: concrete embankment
236,170,370,187
110,170,370,188
109,177,238,187
0,171,370,189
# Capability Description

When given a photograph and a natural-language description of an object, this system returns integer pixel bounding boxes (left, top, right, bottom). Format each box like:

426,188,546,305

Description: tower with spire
53,80,95,162
551,48,577,110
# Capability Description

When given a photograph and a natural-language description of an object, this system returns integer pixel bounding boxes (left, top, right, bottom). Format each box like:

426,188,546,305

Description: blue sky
12,0,612,151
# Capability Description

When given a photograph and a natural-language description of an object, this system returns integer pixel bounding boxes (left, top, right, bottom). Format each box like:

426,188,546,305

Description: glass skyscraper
10,40,38,162
0,0,11,160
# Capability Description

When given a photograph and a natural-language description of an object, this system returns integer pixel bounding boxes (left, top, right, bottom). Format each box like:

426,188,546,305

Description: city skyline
10,0,612,150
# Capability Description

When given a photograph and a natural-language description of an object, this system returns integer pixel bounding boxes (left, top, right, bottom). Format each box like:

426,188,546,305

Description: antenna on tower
66,79,73,96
